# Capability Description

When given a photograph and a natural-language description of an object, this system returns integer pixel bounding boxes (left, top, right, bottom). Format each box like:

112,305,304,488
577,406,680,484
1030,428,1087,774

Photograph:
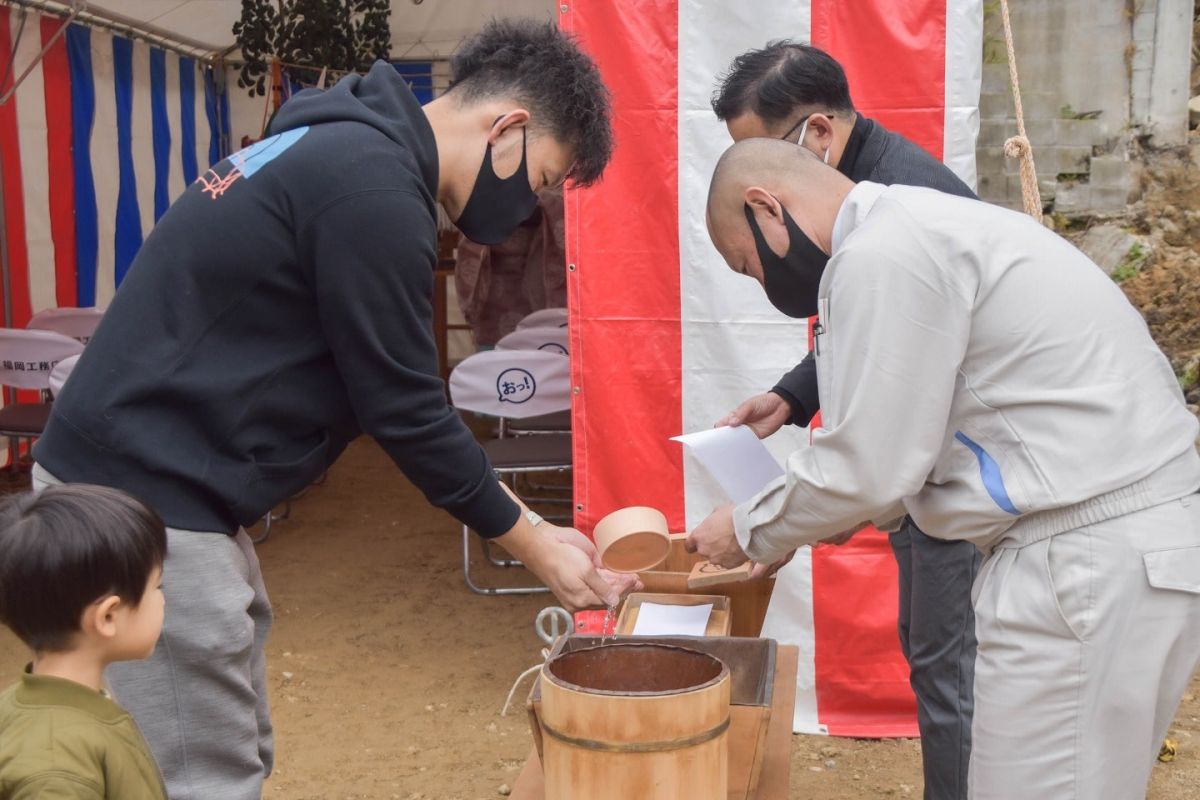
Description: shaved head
707,137,849,237
705,137,854,284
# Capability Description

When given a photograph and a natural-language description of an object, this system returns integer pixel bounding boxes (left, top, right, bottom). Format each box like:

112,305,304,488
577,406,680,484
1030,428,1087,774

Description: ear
744,186,783,222
806,113,836,147
85,595,123,641
487,109,531,146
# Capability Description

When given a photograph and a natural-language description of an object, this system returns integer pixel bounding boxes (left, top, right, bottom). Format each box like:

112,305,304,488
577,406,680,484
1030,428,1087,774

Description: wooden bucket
540,642,730,800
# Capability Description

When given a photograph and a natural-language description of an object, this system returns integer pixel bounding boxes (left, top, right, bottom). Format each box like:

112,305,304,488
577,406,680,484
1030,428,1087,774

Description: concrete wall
976,0,1195,215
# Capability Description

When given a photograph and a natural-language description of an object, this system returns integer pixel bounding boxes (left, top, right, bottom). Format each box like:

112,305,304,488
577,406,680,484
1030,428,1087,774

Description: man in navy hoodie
33,20,632,799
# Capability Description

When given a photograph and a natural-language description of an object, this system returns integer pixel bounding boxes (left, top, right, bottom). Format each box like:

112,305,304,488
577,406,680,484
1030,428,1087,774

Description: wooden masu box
640,535,777,638
528,636,777,800
614,592,732,637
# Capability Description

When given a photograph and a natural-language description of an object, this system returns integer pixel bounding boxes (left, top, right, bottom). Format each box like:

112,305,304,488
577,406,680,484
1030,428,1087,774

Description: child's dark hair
711,41,855,130
0,485,166,651
449,18,613,187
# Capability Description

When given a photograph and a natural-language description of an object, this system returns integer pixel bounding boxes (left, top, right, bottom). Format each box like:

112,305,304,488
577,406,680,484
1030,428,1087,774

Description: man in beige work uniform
689,138,1200,800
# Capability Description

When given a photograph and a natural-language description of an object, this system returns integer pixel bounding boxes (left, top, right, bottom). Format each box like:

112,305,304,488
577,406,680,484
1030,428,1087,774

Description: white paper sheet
672,426,785,504
631,602,713,637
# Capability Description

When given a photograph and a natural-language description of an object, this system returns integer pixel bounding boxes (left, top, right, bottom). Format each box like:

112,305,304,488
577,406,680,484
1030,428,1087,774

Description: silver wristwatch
525,509,546,528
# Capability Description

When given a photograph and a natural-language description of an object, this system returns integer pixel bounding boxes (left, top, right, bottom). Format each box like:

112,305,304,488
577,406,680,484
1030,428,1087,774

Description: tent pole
0,3,78,105
1,0,220,60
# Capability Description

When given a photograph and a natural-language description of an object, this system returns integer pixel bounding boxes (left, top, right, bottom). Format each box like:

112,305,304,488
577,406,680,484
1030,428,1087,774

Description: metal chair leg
463,525,549,596
250,510,272,544
483,538,524,567
249,500,291,545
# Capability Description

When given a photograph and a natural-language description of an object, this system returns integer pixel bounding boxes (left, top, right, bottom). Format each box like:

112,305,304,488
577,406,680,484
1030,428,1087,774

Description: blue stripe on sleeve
954,432,1021,516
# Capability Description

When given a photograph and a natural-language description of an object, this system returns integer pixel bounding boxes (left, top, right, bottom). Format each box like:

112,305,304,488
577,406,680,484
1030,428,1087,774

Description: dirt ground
1,438,1197,799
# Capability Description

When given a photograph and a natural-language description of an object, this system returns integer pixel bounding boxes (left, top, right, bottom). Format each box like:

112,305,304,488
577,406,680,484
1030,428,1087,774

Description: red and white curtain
562,0,982,736
1,6,227,323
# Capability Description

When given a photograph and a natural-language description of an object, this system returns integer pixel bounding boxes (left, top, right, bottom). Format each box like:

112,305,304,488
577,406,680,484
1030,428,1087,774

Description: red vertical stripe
812,0,948,160
560,2,683,535
0,7,33,327
808,0,944,737
41,15,76,309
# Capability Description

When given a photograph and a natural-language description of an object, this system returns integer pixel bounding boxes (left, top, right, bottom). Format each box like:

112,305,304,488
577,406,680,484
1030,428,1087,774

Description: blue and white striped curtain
2,7,229,316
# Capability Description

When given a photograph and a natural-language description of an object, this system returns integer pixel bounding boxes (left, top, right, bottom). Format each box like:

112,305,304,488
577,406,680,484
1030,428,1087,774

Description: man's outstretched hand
540,525,642,611
684,504,749,568
715,392,791,439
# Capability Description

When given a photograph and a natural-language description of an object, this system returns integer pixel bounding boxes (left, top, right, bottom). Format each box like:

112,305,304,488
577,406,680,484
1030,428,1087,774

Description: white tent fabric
87,1,558,58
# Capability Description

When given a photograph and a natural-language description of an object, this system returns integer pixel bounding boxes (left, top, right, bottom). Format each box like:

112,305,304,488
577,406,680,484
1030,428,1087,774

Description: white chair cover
0,329,85,390
27,307,106,343
495,325,569,356
48,354,81,397
448,349,570,419
515,307,568,330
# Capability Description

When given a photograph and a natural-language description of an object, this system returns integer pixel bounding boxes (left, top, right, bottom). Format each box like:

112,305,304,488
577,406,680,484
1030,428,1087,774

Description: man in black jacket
710,42,981,800
33,20,635,799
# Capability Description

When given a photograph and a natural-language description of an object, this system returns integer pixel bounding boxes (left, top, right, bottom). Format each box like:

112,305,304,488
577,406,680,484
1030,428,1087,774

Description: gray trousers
970,494,1200,799
34,465,274,800
890,519,982,800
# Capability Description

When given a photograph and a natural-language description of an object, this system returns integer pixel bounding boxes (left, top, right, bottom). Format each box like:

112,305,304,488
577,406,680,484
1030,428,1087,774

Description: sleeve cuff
768,386,802,426
733,500,792,565
447,476,521,538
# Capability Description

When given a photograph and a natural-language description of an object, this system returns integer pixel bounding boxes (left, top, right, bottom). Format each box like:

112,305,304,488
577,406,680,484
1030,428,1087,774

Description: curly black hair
712,41,855,130
450,18,613,187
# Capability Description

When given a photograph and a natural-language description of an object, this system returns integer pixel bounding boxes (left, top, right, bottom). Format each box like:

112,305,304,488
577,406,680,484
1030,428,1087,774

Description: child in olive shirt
0,485,167,799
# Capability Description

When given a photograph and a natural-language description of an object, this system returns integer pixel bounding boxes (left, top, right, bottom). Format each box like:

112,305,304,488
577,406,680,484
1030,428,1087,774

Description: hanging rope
999,0,1043,223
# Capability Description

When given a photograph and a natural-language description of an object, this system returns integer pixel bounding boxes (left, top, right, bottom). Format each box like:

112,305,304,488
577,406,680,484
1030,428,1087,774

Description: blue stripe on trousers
65,24,97,307
149,48,170,221
112,36,142,288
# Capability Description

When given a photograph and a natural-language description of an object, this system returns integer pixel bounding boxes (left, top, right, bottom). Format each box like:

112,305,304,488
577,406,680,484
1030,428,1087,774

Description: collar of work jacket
831,180,888,254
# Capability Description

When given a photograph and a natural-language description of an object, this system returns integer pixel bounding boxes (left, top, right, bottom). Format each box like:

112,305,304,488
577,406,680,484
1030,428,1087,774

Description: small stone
424,704,434,712
824,760,837,769
807,766,823,772
1076,224,1148,276
282,651,292,658
819,745,840,758
1189,95,1200,129
1182,694,1195,703
281,671,294,681
498,785,512,797
485,721,498,733
900,784,913,795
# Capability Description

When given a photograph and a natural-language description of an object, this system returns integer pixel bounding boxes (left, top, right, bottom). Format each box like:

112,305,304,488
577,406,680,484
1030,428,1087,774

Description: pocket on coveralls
1143,547,1200,595
1045,532,1094,642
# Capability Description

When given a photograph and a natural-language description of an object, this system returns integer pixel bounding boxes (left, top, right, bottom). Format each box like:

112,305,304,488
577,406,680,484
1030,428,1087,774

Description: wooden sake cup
593,506,674,573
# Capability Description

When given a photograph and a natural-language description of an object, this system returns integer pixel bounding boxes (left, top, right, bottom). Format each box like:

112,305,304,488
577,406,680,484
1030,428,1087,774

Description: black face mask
744,201,829,318
454,127,538,246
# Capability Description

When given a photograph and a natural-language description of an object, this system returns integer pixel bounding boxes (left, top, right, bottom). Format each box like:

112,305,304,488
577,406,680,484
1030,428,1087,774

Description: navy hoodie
34,63,519,537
